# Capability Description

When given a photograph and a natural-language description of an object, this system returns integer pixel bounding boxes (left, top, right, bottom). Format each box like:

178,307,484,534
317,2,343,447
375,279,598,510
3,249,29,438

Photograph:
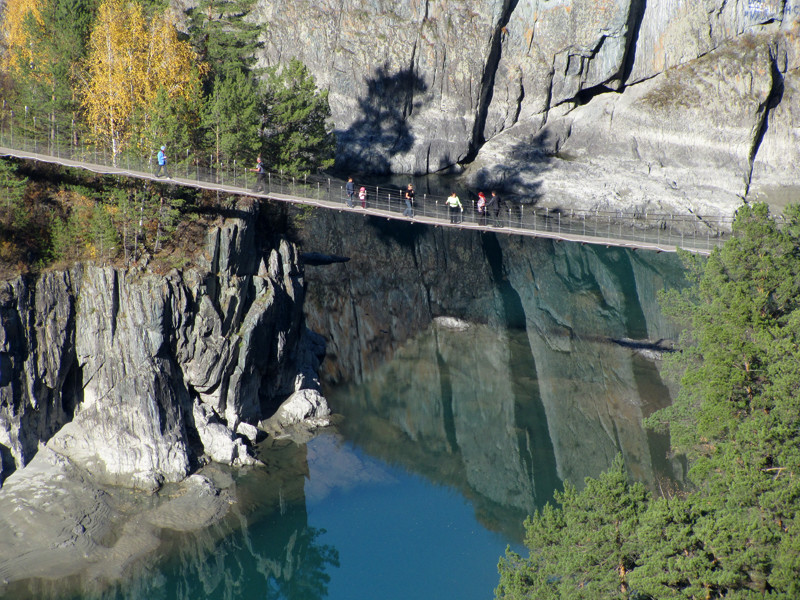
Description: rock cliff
0,199,326,491
248,0,799,216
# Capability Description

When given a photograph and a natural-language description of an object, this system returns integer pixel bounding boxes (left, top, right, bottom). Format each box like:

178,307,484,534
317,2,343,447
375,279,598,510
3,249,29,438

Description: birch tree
81,0,204,162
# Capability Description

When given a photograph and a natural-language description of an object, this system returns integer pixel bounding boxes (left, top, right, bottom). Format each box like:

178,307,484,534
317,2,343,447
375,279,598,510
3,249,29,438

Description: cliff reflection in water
326,322,559,539
297,208,688,535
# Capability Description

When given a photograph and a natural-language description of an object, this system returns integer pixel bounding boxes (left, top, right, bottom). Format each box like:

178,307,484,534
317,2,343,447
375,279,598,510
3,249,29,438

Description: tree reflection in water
141,446,338,600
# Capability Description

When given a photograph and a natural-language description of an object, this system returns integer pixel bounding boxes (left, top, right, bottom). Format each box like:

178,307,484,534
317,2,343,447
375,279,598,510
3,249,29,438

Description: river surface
13,240,686,600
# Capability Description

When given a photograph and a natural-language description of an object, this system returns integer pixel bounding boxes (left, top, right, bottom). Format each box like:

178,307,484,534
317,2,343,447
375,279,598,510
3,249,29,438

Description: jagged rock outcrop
0,200,328,490
245,0,799,216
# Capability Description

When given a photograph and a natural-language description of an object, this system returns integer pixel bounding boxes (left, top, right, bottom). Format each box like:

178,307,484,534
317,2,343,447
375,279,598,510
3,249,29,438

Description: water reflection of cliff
294,207,687,518
115,444,341,600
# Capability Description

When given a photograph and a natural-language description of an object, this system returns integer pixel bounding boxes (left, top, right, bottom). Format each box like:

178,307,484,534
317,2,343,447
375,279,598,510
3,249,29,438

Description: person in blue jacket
155,145,169,178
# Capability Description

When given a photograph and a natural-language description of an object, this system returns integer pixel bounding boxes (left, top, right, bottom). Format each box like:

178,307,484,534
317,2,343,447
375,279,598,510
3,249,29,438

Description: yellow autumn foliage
1,0,45,75
81,0,205,159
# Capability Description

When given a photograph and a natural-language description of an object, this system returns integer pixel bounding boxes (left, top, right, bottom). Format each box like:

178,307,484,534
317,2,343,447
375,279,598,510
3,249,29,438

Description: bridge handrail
0,104,735,253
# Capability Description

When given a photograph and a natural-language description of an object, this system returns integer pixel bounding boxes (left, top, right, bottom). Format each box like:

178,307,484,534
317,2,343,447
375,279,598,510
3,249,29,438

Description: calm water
6,243,686,600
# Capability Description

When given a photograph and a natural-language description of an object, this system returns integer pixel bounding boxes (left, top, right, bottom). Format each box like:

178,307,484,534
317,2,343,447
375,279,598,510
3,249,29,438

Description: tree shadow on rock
334,65,429,175
469,125,560,214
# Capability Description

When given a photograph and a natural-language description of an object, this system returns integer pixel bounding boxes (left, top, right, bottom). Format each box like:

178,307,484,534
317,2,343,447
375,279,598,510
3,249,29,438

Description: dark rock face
0,201,321,490
246,0,799,215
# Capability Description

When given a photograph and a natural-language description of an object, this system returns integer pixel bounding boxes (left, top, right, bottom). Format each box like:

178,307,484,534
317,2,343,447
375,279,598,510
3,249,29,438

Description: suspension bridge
0,137,734,255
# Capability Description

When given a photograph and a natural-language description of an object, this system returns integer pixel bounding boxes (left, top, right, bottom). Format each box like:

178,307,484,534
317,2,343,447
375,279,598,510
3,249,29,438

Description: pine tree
497,203,800,598
201,70,261,168
261,58,334,176
185,0,262,81
1,0,97,123
134,85,204,168
0,158,29,231
497,456,649,600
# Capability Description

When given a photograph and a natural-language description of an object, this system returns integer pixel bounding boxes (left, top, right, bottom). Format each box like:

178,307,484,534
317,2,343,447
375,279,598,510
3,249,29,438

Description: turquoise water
305,435,519,600
47,433,521,600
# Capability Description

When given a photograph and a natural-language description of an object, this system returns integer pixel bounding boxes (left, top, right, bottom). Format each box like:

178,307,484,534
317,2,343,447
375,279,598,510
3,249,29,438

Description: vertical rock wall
0,201,319,490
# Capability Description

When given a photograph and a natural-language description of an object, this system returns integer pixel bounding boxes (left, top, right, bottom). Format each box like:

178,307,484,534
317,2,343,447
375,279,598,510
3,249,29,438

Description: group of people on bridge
444,190,503,225
345,177,371,210
152,148,506,229
346,176,505,227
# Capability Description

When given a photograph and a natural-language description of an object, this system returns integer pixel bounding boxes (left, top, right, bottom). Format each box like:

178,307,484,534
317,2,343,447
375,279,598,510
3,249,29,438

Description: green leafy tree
261,58,334,176
153,189,187,253
0,158,29,230
2,0,97,126
497,203,800,599
89,201,119,259
497,456,649,600
134,84,204,168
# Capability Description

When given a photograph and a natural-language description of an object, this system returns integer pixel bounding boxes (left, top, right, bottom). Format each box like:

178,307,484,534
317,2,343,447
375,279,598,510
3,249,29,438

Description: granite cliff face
0,200,325,491
248,0,799,216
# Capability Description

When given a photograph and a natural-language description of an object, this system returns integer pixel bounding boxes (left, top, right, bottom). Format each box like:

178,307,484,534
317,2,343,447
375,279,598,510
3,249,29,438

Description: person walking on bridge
486,190,503,227
359,186,367,208
476,191,487,225
445,192,463,224
346,177,355,207
251,156,266,193
404,183,415,218
155,145,169,178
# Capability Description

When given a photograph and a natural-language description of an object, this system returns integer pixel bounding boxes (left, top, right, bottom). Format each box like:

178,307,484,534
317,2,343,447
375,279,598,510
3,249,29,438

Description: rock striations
0,200,329,492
